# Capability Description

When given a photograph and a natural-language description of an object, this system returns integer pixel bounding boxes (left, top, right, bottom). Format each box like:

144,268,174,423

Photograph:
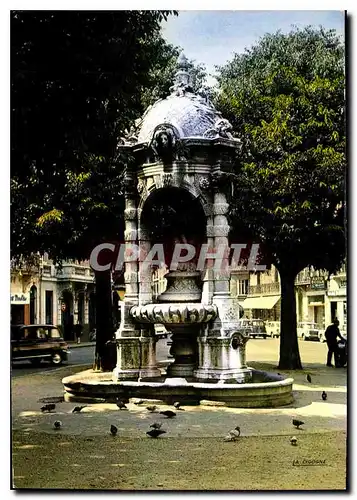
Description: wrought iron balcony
248,282,281,295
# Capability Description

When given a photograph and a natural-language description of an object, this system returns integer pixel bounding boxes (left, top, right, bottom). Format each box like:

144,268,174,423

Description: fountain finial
171,52,193,95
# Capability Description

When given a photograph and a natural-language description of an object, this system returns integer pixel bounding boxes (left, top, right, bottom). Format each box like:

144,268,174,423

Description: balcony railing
42,265,52,276
248,282,281,295
56,264,93,280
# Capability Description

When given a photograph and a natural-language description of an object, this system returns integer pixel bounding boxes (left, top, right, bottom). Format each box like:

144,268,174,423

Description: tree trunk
93,269,116,371
278,269,303,370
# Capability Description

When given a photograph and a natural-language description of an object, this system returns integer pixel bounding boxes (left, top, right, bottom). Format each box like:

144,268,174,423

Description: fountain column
194,172,251,382
113,173,141,381
137,223,161,378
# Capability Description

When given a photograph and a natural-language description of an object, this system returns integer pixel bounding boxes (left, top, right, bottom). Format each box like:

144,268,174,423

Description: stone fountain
63,53,293,407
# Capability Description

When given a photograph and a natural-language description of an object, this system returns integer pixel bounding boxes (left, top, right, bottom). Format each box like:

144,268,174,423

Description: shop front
242,295,281,321
11,292,30,325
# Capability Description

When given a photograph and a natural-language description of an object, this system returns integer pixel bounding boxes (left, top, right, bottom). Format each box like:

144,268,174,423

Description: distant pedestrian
74,323,83,344
324,318,344,367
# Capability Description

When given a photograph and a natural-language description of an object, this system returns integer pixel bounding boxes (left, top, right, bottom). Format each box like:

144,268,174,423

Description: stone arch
138,175,207,213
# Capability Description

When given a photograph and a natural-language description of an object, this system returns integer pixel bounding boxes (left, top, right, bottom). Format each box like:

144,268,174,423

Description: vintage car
265,320,280,338
238,318,268,339
11,324,70,366
297,322,323,342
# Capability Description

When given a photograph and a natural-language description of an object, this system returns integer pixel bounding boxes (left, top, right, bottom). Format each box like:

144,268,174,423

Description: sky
161,10,345,85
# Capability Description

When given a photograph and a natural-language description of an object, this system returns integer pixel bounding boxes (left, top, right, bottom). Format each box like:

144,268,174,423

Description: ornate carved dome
123,53,235,146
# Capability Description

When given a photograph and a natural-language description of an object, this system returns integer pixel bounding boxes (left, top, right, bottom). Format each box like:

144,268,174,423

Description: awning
242,296,280,310
308,302,324,307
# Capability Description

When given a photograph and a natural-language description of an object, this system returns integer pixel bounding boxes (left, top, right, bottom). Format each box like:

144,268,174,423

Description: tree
215,26,346,369
11,10,178,370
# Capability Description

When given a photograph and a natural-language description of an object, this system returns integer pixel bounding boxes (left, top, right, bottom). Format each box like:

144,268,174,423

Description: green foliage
11,10,177,262
215,26,346,276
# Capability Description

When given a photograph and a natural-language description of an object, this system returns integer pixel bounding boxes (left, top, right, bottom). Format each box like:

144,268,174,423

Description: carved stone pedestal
112,337,141,381
166,325,200,378
194,333,252,382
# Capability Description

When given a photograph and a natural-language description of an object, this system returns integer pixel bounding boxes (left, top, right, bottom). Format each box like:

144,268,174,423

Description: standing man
74,323,83,344
324,318,344,367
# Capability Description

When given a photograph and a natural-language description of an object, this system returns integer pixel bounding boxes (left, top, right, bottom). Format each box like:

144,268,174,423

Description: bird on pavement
306,374,312,383
146,429,166,438
110,424,118,436
41,403,56,413
150,422,162,430
290,436,298,446
116,400,128,410
224,434,236,442
322,391,327,401
53,420,62,430
173,402,185,410
228,426,241,439
146,405,158,413
293,419,305,430
160,410,176,418
134,399,144,405
72,406,87,413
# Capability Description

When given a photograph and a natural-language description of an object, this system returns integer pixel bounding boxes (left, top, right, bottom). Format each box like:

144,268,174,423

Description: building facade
10,257,96,341
229,263,347,331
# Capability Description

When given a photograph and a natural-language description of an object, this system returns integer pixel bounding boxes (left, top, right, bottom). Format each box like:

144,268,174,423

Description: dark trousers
327,342,338,366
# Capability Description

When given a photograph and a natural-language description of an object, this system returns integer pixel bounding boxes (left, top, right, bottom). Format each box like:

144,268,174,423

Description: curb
68,343,95,349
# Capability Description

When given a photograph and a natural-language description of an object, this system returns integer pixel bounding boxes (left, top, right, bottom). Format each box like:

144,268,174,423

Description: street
11,345,95,378
11,337,339,378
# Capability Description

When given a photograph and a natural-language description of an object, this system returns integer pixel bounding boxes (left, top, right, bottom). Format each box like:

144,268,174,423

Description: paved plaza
11,339,347,490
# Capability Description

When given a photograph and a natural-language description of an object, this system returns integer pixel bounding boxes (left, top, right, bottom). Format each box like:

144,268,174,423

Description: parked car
11,324,70,366
250,319,268,339
265,321,280,338
238,318,268,339
297,322,323,342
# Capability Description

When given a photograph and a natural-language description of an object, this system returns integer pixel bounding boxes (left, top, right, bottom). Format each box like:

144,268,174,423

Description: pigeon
146,406,158,413
53,420,62,430
228,426,241,439
160,410,176,418
72,406,87,413
293,419,305,430
306,374,312,383
322,391,327,401
223,434,235,442
116,400,128,410
173,402,185,410
41,403,56,413
110,424,118,436
290,436,298,446
146,429,166,438
150,422,163,430
134,399,144,405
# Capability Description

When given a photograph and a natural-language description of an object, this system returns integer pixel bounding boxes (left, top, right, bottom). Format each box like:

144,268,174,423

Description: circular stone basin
62,369,294,408
130,303,217,325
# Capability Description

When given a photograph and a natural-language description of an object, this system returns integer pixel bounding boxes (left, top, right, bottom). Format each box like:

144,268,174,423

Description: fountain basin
130,302,217,324
62,369,294,408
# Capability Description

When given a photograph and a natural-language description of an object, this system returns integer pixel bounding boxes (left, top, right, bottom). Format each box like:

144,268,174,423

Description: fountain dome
127,53,236,146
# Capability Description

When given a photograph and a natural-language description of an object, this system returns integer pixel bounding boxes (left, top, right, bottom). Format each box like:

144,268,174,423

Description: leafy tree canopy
11,10,178,262
215,26,346,368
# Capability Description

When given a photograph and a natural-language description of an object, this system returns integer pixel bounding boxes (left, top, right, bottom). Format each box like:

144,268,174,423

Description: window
45,291,53,324
237,279,249,295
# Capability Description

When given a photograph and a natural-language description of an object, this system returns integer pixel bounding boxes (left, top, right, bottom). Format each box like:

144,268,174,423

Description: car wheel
51,353,63,365
263,335,267,339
